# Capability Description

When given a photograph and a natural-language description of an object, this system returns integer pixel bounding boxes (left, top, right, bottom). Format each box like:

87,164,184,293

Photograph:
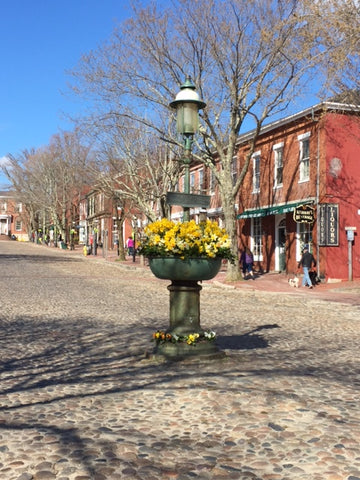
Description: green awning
237,201,312,219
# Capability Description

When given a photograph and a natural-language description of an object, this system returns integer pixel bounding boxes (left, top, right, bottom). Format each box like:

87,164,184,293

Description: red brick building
236,102,360,281
0,191,29,241
80,190,138,252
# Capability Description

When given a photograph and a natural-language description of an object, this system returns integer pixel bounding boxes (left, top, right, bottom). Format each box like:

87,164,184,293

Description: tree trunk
222,198,241,282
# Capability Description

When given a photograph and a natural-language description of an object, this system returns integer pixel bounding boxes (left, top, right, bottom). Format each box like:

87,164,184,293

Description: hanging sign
293,204,315,224
319,203,339,246
166,192,210,208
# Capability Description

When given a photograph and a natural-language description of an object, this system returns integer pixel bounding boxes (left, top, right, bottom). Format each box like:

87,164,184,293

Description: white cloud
0,156,10,168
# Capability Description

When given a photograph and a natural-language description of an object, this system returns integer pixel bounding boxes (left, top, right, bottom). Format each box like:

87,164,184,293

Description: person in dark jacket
240,247,255,279
297,245,316,288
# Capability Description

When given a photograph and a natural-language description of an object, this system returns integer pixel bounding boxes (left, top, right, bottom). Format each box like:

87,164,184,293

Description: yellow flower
152,330,215,345
139,219,233,262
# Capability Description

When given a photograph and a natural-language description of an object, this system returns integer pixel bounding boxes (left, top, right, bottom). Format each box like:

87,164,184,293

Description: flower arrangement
153,329,216,346
138,219,234,261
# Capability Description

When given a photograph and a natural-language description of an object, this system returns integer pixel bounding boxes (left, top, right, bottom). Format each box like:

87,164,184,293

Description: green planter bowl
148,257,222,281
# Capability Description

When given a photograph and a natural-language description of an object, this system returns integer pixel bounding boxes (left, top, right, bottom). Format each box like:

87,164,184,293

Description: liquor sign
293,204,315,224
319,203,339,246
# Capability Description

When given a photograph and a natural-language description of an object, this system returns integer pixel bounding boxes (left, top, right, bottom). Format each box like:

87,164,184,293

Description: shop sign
319,203,339,246
293,204,315,224
166,192,210,208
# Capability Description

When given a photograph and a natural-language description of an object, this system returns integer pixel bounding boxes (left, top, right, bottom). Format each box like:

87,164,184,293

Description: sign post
345,227,356,281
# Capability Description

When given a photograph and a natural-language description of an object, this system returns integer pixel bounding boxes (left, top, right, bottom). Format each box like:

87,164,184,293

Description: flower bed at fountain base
156,342,225,360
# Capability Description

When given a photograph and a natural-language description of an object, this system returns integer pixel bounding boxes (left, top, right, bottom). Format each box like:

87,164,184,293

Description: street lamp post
170,76,206,222
147,77,224,360
93,220,98,256
131,216,139,263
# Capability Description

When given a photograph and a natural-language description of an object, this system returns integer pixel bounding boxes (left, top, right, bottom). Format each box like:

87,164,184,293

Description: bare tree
69,0,351,279
4,131,93,241
2,149,41,236
315,0,360,101
93,118,183,222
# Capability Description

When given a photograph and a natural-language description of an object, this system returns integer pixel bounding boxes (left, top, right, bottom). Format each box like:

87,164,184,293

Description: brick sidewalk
61,243,360,303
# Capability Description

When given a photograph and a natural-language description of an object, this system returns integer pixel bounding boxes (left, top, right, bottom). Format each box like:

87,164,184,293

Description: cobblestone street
1,241,360,480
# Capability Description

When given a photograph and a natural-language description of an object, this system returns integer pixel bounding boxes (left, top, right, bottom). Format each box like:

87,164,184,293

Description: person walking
240,247,255,279
297,245,316,288
126,236,135,256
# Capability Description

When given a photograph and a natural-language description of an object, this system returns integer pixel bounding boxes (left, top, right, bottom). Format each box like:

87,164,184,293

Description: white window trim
231,155,237,186
273,142,284,189
209,170,216,195
190,171,195,192
296,223,313,261
251,217,263,262
298,132,310,183
15,220,22,231
252,151,261,193
181,174,185,192
198,168,204,192
297,132,311,141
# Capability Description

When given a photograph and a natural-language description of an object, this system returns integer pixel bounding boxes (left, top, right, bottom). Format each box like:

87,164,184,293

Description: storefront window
298,222,313,258
252,217,263,261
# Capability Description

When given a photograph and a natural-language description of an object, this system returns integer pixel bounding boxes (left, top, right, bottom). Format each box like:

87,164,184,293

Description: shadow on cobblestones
2,242,360,478
0,253,83,263
0,314,280,479
216,323,280,350
1,313,360,478
0,315,150,398
0,317,279,404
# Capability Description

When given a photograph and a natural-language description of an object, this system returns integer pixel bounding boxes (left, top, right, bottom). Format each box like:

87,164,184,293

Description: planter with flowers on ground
139,219,234,359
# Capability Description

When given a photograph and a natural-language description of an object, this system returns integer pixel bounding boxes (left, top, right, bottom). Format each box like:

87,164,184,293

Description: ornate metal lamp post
146,77,224,360
169,76,206,222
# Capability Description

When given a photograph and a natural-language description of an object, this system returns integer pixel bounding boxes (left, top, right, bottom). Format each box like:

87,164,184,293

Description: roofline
0,190,15,197
237,101,360,145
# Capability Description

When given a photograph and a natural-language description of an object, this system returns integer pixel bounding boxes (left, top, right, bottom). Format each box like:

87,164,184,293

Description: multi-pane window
99,193,105,212
190,172,195,193
252,152,261,193
231,156,237,186
210,170,216,193
88,197,95,216
298,132,310,182
273,143,283,188
15,220,22,231
298,223,313,259
252,217,263,261
198,168,204,192
296,223,313,261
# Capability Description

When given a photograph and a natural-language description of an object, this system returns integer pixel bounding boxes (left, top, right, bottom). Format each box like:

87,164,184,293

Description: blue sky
0,0,135,187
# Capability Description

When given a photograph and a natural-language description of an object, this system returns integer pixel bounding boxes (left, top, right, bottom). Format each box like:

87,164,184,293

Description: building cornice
237,102,360,146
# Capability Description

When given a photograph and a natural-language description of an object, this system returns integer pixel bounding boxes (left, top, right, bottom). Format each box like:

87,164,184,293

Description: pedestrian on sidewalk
297,245,316,288
240,247,255,280
126,236,135,256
